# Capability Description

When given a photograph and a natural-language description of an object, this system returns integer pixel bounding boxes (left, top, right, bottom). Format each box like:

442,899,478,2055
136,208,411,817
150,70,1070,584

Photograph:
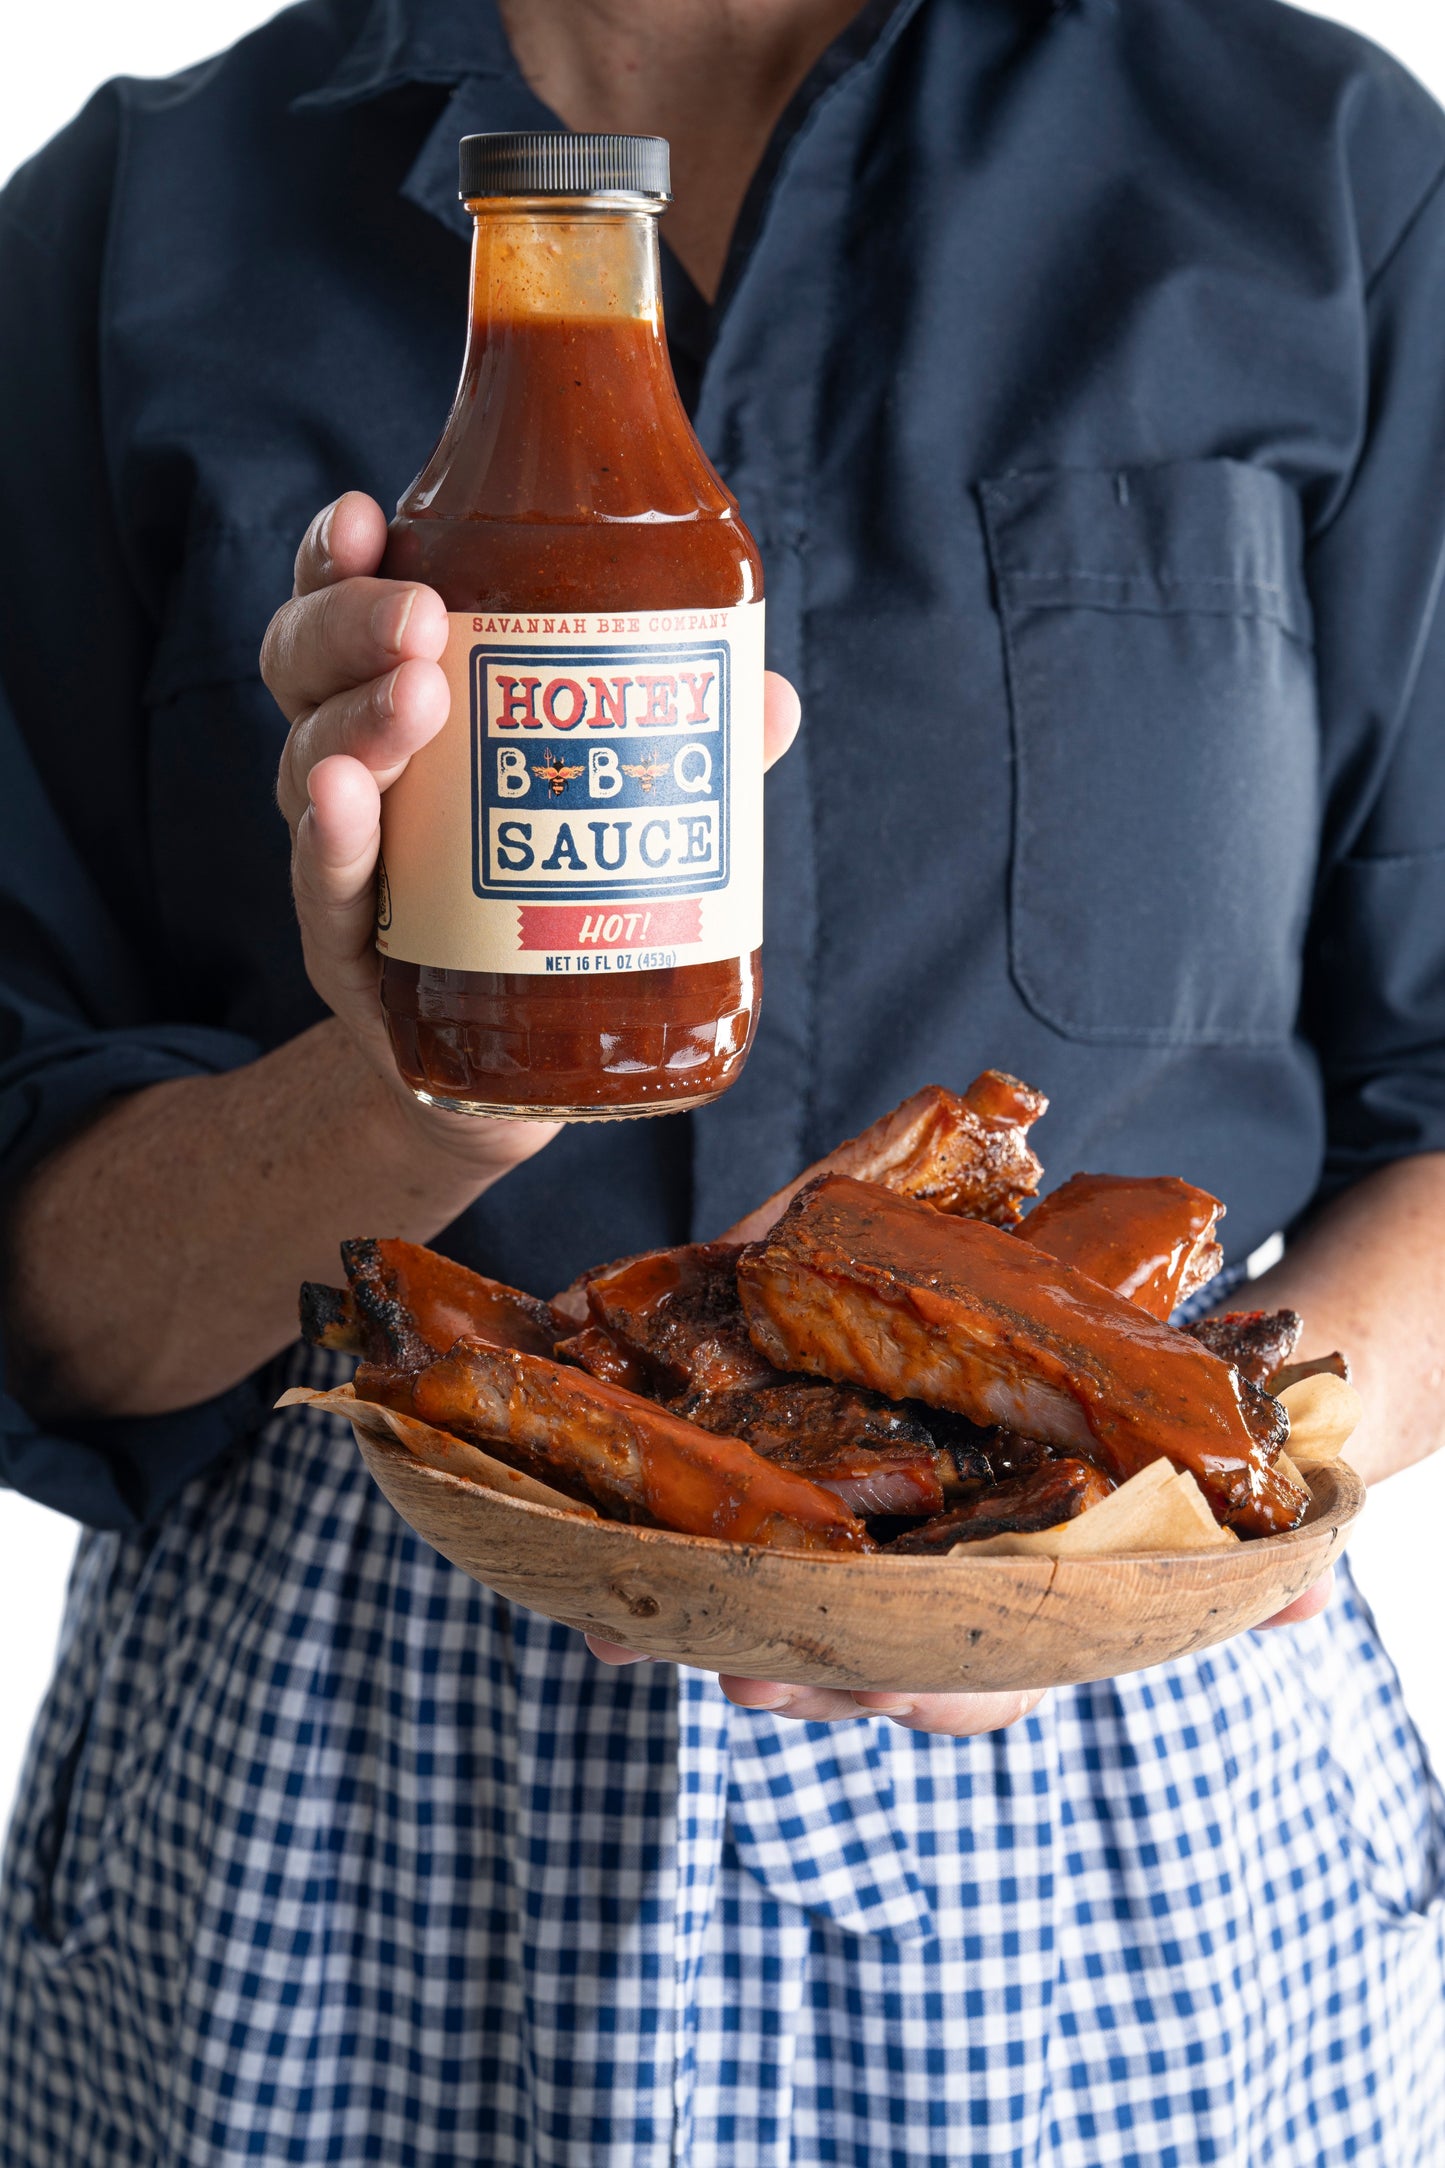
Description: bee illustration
532,752,585,798
620,754,669,794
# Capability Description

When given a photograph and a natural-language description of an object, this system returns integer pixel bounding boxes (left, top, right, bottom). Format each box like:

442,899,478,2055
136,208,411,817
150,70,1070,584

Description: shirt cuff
0,1362,277,1531
0,1019,273,1526
0,1021,263,1194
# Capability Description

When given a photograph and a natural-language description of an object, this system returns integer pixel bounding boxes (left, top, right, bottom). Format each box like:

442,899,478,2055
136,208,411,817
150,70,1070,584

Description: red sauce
1021,1172,1222,1318
379,201,763,1118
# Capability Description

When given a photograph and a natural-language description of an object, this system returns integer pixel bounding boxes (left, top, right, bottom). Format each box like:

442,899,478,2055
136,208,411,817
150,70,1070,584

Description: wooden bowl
352,1426,1364,1692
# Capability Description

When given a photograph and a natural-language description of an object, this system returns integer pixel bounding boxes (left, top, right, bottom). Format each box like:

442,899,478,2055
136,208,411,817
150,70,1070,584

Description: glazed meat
1185,1310,1303,1387
675,1382,953,1517
553,1322,654,1393
301,1238,564,1369
722,1071,1047,1245
1021,1173,1224,1318
737,1176,1307,1538
357,1340,871,1553
981,1430,1056,1480
583,1243,778,1392
887,1458,1116,1555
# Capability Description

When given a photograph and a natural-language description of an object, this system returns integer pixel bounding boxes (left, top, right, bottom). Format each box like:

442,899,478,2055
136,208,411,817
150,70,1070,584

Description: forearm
1246,1151,1445,1488
2,1018,525,1421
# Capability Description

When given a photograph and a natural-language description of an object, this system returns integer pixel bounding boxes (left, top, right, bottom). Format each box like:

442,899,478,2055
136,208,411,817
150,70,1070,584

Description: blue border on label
469,641,732,903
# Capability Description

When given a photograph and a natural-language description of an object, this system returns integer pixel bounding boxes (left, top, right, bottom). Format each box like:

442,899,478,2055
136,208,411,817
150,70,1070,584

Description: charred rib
888,1458,1115,1554
675,1382,953,1518
584,1243,778,1392
317,1238,565,1371
1185,1310,1304,1387
737,1176,1306,1538
722,1071,1047,1245
358,1339,871,1553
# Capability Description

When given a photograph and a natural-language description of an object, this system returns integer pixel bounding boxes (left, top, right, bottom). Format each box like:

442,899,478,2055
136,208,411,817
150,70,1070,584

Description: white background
2,3,1445,1830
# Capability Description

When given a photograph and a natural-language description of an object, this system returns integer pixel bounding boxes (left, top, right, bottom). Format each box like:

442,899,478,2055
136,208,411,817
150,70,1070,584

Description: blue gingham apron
1,1343,1442,2166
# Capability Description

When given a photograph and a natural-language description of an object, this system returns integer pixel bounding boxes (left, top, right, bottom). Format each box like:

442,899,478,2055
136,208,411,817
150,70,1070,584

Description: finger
718,1677,867,1721
762,671,801,772
1256,1567,1335,1630
585,1637,650,1666
277,658,449,829
264,577,449,728
849,1688,1049,1737
292,753,385,971
293,491,389,598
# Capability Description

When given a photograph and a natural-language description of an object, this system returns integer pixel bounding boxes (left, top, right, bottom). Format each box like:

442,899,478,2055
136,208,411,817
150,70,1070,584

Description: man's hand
1255,1569,1334,1631
584,1634,1046,1735
261,491,801,1179
266,493,452,1080
262,491,555,1187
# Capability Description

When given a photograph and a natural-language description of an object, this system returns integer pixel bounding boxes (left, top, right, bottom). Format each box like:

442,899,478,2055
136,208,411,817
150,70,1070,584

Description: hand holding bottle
263,490,800,1166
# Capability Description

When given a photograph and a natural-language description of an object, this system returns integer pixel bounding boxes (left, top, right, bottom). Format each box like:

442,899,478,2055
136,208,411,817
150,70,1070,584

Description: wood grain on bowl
324,1402,1363,1693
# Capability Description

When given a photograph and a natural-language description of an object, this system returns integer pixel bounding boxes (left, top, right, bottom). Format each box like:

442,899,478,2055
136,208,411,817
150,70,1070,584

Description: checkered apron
1,1345,1442,2166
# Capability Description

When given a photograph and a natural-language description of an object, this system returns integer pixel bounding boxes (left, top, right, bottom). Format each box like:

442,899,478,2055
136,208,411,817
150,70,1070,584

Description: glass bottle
378,132,764,1119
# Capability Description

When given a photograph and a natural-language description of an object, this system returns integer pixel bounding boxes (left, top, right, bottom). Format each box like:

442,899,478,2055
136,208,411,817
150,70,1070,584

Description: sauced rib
888,1459,1115,1555
554,1322,654,1393
721,1071,1047,1246
584,1243,778,1392
1185,1310,1303,1387
357,1340,870,1552
737,1177,1307,1538
981,1430,1056,1480
1021,1173,1224,1318
299,1280,359,1353
301,1238,564,1369
674,1382,952,1518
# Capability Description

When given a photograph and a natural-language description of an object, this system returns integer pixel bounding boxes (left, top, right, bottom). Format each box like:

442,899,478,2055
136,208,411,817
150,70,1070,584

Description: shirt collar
292,0,520,113
297,0,1078,115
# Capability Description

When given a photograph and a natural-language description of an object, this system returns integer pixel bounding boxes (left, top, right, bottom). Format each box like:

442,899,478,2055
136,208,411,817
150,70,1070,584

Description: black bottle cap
459,132,671,201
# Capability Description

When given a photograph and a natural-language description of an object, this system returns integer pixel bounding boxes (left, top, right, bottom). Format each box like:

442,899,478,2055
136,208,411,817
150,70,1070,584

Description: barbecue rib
979,1431,1056,1480
888,1459,1115,1554
675,1382,953,1517
1021,1173,1224,1318
721,1071,1046,1245
301,1238,564,1368
357,1340,871,1552
583,1243,778,1392
554,1323,654,1393
1185,1310,1303,1387
737,1176,1307,1537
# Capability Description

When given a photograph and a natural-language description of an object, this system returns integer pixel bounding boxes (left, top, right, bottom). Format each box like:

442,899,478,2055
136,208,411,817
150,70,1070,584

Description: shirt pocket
978,460,1319,1046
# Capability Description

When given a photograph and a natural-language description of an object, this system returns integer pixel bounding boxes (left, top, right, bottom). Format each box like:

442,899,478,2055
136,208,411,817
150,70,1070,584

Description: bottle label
376,602,764,977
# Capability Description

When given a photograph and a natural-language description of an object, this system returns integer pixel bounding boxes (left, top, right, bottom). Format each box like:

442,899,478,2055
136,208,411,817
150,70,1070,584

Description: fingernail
316,499,338,572
747,1689,793,1712
374,587,417,654
860,1696,914,1717
376,665,401,718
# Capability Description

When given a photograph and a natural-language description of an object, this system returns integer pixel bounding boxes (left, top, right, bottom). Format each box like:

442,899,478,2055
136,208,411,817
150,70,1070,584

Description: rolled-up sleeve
0,103,270,1528
1304,158,1445,1200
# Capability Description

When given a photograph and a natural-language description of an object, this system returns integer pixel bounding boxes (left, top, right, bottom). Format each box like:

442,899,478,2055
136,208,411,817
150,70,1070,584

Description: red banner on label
516,900,703,951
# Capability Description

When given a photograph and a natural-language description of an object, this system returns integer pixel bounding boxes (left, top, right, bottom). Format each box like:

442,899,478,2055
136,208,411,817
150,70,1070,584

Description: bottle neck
465,199,665,347
405,198,725,524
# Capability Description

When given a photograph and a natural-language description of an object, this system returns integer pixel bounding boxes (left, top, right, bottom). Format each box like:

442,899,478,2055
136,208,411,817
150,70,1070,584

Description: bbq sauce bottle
379,133,764,1119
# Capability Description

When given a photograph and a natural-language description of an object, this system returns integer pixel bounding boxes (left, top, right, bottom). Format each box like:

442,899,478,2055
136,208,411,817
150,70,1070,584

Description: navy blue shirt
3,0,1445,1527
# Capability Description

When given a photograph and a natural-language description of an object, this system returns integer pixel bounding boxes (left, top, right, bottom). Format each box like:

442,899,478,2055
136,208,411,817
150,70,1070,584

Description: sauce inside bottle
378,133,764,1120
